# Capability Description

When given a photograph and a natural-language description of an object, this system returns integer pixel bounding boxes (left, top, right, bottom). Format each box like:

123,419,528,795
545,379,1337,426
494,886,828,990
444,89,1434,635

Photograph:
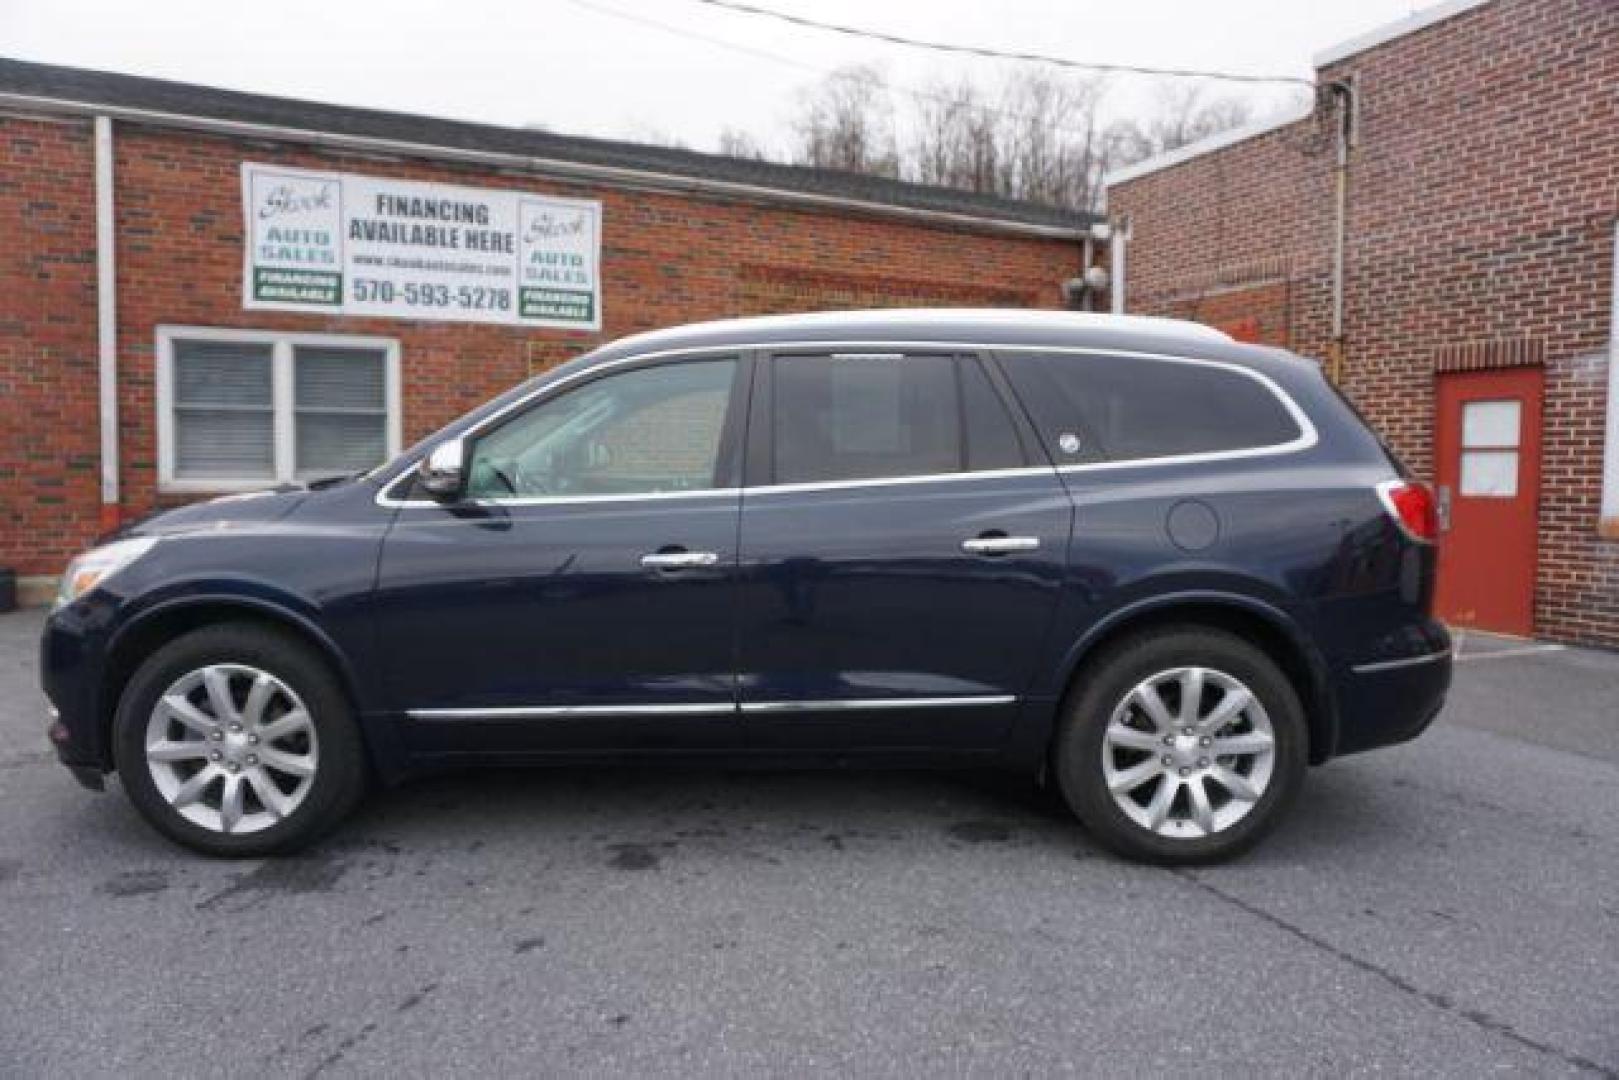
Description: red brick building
0,59,1105,603
1107,0,1619,646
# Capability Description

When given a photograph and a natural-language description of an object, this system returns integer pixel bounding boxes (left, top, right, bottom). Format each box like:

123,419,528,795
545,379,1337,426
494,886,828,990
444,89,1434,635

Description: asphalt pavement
1,608,1615,1077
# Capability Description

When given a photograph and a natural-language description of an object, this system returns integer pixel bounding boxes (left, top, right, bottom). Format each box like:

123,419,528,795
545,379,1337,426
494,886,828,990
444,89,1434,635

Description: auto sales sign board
241,163,602,329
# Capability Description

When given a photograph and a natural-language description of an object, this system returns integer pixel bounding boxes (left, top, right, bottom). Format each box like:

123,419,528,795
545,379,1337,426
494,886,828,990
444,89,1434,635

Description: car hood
119,486,311,539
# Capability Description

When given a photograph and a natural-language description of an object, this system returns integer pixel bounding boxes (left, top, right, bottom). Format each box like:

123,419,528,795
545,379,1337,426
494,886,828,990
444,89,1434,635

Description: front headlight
55,537,160,609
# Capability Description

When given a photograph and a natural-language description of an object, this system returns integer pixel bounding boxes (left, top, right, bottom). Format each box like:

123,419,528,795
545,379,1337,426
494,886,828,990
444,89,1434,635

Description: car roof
405,309,1325,467
586,309,1235,364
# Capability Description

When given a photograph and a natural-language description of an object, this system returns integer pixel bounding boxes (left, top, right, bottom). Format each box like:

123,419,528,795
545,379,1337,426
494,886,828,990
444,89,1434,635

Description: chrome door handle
640,551,719,569
961,536,1040,555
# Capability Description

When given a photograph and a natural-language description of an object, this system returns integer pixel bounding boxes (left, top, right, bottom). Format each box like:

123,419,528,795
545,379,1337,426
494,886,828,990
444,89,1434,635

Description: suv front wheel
1055,626,1307,864
112,623,366,857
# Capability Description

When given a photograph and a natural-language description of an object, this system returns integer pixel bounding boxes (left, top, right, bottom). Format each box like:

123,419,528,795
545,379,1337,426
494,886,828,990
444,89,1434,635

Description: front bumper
40,598,117,784
49,718,106,790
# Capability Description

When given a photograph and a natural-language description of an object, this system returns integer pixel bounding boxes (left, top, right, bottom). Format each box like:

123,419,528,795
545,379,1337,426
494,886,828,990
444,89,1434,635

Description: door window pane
998,351,1302,463
1462,400,1520,449
295,346,389,475
172,340,275,479
772,354,959,484
1460,449,1519,497
961,359,1026,471
468,359,736,499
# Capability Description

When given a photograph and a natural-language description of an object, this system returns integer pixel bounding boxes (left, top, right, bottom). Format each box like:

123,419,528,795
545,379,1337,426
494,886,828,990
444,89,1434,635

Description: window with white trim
158,328,401,492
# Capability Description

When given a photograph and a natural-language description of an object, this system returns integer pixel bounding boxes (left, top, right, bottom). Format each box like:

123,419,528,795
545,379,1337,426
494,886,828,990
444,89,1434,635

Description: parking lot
1,607,1615,1077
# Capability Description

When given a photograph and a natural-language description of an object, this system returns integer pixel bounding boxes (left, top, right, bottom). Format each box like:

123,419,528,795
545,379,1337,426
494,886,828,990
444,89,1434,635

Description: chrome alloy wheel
1100,666,1275,838
143,664,319,835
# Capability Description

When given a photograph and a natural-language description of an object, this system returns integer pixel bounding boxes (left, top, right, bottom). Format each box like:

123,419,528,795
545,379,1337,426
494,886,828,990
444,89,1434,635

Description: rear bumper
1332,628,1452,757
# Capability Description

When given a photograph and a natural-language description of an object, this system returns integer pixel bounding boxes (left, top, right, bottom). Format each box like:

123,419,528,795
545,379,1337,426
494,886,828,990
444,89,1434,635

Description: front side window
998,351,1304,465
466,359,737,499
160,329,399,491
771,354,962,485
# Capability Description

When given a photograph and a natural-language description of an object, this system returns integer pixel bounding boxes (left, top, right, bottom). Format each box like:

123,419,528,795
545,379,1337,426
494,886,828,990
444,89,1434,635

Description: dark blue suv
41,310,1451,863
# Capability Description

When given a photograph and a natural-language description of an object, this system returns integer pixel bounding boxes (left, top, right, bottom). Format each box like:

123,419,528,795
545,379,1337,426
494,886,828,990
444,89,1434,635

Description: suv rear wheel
1054,626,1307,864
112,623,366,857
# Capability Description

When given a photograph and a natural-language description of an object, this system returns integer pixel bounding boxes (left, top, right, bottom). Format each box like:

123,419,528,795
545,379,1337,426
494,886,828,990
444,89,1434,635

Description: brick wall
0,114,1082,579
1109,0,1619,646
0,118,101,577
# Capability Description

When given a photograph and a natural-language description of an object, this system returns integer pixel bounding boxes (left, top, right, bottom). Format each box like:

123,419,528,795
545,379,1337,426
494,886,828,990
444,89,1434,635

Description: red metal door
1433,367,1543,635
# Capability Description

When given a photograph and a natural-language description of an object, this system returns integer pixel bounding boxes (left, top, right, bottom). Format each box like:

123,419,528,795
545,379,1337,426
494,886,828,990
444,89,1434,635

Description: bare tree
774,65,1254,211
911,77,1002,194
998,70,1107,212
791,64,901,177
1103,83,1254,169
718,127,769,161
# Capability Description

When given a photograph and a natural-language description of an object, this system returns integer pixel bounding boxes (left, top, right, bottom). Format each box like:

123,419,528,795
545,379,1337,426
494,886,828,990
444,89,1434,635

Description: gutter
0,91,1089,241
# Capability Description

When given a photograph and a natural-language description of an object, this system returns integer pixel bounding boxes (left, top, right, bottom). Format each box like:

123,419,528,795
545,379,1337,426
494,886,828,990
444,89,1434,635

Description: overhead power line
684,0,1317,88
561,0,1116,144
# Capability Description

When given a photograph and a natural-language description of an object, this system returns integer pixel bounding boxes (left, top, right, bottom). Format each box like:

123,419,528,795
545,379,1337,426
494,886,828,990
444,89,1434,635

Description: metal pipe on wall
94,115,120,529
1110,217,1128,315
1601,219,1619,538
1327,80,1355,384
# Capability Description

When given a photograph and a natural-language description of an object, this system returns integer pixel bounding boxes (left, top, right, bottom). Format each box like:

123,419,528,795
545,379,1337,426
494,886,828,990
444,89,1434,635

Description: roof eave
1313,0,1491,67
1103,103,1314,189
0,88,1090,241
1104,0,1496,191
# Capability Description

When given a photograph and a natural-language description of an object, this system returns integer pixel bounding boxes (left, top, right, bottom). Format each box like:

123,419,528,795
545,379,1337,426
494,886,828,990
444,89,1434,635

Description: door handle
640,550,720,570
1436,485,1453,532
961,535,1040,555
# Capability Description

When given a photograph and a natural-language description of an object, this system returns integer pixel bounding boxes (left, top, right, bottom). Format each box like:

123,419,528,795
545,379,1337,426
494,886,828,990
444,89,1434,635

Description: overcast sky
3,0,1433,155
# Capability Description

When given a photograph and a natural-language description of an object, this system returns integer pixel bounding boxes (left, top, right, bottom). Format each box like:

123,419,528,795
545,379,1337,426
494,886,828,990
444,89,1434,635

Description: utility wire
684,0,1317,88
561,0,1119,144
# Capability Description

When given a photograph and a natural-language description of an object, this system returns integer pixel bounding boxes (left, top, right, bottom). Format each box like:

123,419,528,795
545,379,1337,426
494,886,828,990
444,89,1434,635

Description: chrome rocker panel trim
407,695,1018,721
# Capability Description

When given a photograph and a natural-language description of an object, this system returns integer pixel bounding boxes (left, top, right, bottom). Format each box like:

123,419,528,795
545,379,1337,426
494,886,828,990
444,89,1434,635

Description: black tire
1053,626,1307,865
112,622,367,857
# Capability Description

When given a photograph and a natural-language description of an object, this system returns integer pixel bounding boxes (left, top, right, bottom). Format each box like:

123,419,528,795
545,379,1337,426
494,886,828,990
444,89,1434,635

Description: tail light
1376,479,1438,543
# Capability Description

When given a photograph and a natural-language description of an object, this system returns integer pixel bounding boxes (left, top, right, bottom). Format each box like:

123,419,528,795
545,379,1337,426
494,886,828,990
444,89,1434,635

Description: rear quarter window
997,351,1305,464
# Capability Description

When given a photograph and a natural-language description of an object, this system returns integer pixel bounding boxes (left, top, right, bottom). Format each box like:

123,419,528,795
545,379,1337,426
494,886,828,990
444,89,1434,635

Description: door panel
735,349,1070,750
735,474,1071,749
1434,367,1542,635
374,353,749,755
375,496,743,753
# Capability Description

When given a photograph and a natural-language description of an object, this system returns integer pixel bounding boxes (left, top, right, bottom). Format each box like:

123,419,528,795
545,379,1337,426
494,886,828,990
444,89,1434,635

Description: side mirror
416,438,468,500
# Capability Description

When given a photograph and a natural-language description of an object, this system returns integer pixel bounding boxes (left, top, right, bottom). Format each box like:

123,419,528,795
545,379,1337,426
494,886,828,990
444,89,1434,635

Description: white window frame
156,325,402,493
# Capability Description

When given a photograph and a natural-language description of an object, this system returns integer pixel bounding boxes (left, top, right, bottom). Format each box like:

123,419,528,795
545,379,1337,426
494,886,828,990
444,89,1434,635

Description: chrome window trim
1351,649,1451,674
391,487,745,510
407,694,1017,721
377,339,1319,509
742,466,1053,499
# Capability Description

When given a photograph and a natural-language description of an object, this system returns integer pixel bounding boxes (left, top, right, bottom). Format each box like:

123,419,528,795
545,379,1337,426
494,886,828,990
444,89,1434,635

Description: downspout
1327,79,1355,384
1601,219,1619,538
94,116,120,531
1110,215,1129,315
1080,233,1094,310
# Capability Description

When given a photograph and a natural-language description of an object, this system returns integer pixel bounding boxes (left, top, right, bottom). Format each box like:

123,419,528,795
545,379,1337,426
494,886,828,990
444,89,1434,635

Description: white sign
241,163,601,329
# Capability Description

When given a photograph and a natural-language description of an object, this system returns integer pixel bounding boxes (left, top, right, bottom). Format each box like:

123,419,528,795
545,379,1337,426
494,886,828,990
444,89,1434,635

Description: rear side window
998,351,1303,464
961,358,1027,471
771,354,960,484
